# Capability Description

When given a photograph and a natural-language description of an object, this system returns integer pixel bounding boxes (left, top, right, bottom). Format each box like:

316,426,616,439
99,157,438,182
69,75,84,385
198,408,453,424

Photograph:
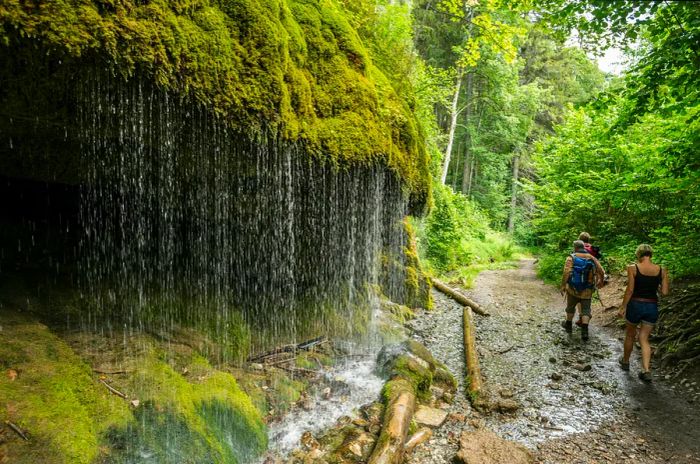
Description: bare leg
581,315,590,324
638,324,654,372
623,322,637,363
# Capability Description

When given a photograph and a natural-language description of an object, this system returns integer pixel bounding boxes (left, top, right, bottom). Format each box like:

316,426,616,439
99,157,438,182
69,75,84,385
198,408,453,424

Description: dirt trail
407,259,700,463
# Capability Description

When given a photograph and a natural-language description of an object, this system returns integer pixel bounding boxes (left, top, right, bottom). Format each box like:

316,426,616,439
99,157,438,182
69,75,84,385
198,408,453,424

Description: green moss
230,368,269,414
0,0,430,202
392,302,415,324
379,340,456,405
106,348,267,463
267,369,306,414
391,355,432,401
380,377,414,404
0,310,131,464
0,314,267,464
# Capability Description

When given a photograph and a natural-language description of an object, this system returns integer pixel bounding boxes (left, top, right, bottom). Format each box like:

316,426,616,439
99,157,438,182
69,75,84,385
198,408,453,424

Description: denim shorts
626,300,659,326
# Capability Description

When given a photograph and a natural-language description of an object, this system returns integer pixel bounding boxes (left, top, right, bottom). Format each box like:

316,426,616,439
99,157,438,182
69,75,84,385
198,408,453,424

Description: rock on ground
414,405,448,427
457,430,534,464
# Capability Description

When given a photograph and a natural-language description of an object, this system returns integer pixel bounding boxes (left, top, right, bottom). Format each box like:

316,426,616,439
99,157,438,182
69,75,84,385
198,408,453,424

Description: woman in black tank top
618,244,670,382
631,264,663,301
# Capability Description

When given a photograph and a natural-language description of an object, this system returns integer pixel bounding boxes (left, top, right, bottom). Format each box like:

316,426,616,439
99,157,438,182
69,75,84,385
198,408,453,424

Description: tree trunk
460,72,474,193
440,69,463,185
431,278,489,316
507,154,520,234
467,158,477,196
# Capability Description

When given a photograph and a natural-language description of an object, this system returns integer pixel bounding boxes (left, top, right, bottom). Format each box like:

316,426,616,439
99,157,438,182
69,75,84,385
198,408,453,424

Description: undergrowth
415,183,523,284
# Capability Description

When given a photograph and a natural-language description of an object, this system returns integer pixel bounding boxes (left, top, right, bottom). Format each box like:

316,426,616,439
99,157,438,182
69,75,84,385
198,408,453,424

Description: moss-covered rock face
0,0,429,205
0,310,131,463
0,308,267,464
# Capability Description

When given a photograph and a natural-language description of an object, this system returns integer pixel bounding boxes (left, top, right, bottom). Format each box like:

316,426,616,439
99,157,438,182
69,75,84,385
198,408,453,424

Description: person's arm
593,257,605,288
618,265,635,317
660,267,670,296
561,256,572,295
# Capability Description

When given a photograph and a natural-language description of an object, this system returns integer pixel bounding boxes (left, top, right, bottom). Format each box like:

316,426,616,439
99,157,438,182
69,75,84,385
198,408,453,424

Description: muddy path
407,259,700,463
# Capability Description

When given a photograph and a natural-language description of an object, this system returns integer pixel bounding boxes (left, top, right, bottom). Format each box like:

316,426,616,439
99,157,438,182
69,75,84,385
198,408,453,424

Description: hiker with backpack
618,244,670,382
579,232,602,260
560,240,605,341
575,232,608,326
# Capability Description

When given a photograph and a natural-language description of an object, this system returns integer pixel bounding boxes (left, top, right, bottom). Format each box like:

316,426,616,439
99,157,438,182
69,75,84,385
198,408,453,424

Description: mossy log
431,278,489,316
367,378,416,464
463,307,483,396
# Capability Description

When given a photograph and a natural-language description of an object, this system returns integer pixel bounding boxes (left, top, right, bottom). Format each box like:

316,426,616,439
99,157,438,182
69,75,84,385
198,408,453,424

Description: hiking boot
562,320,572,334
618,356,630,371
638,371,653,382
581,324,589,342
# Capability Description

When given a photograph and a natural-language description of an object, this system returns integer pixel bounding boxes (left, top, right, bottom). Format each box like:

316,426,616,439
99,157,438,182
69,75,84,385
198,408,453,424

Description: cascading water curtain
77,70,410,359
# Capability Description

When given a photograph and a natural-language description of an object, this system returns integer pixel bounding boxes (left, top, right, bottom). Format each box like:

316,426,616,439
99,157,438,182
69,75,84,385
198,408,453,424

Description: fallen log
463,307,483,396
367,378,416,464
246,336,327,362
431,278,489,316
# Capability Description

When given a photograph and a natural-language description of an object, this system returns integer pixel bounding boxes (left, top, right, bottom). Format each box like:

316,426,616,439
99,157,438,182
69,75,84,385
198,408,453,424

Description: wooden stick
496,345,516,355
100,379,128,399
5,420,29,441
463,307,483,396
277,365,320,376
93,369,131,375
404,428,432,454
246,336,327,362
431,278,489,316
266,356,296,366
368,378,416,464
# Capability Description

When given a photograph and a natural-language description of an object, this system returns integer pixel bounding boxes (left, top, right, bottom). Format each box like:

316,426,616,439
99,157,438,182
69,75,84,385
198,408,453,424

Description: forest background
356,0,699,284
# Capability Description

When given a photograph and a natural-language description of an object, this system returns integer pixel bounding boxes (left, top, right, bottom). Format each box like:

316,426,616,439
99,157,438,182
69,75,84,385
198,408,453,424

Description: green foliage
529,2,700,278
419,183,517,273
532,0,663,50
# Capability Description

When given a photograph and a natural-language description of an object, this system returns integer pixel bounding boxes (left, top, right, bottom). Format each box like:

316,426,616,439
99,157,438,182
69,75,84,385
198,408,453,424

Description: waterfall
77,70,410,358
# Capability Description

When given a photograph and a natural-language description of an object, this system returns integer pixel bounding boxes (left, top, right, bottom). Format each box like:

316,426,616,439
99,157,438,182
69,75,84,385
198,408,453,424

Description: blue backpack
568,253,595,292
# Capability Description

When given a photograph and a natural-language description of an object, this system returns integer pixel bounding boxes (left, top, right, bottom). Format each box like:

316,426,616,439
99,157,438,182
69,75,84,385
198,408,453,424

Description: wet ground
407,259,700,463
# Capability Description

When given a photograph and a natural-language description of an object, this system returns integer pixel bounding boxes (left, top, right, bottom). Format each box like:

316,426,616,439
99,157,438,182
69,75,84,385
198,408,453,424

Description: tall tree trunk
452,141,463,191
507,154,520,234
468,160,477,197
440,69,463,185
463,88,484,197
460,72,474,193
